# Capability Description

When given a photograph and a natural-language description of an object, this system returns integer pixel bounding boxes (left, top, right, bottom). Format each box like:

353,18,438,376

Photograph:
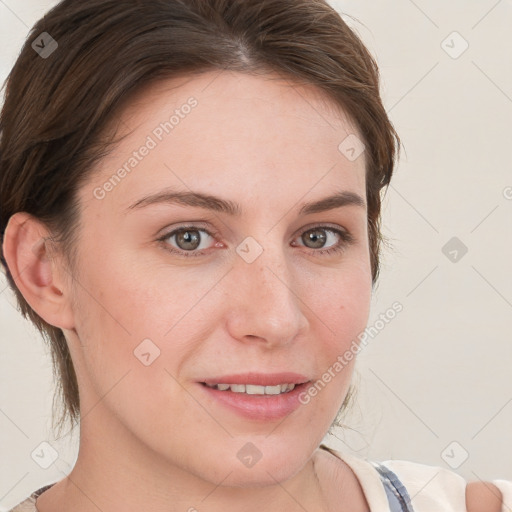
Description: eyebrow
126,188,366,216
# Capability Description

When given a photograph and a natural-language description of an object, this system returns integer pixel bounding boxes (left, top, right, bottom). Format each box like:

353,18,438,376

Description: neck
38,409,332,512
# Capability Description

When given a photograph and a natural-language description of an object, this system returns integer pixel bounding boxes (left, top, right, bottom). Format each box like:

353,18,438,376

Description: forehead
84,70,367,211
122,69,361,139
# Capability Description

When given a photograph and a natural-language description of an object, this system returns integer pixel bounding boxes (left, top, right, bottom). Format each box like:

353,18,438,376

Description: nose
224,245,309,348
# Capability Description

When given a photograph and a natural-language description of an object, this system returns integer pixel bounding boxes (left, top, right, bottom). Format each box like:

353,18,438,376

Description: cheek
68,259,192,425
296,265,370,421
305,260,372,349
69,244,216,374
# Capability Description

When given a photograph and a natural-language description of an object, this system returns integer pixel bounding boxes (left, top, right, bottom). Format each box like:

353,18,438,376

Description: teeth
265,385,282,395
206,383,297,394
246,384,265,395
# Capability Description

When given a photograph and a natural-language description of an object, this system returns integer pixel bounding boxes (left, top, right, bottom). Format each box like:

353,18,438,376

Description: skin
4,69,504,512
466,481,502,512
5,69,386,511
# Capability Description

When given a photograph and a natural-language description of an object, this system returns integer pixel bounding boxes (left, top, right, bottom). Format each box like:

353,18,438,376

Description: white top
6,450,512,511
338,448,512,512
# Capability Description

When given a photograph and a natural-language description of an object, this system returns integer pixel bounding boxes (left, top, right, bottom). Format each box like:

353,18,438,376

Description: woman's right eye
158,226,218,258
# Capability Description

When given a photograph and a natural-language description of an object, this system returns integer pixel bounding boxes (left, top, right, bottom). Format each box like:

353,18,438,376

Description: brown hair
0,0,400,436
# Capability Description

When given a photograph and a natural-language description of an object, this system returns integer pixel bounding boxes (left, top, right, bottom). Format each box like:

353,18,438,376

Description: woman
0,0,509,510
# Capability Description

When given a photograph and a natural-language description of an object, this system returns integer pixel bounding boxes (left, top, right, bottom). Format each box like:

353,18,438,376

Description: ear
2,212,75,330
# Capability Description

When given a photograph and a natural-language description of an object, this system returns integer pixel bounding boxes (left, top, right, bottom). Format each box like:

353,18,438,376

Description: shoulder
381,458,506,512
6,495,37,512
313,446,371,511
465,481,502,512
6,483,56,512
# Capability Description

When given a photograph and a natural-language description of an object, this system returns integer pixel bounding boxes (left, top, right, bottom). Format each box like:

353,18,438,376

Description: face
65,70,372,486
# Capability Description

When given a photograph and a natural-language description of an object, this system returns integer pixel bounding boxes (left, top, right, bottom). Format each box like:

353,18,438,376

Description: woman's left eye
158,225,354,258
293,226,355,256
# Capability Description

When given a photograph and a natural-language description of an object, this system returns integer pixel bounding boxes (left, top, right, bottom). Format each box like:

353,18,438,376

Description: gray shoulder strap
372,462,415,512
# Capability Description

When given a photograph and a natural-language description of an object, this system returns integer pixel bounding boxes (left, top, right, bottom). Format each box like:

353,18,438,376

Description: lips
204,382,296,394
201,372,310,387
198,372,311,421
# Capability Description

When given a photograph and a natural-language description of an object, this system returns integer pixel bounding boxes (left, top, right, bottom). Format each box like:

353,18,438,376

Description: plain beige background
1,0,511,509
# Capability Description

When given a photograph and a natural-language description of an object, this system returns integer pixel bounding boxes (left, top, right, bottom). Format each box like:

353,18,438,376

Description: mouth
202,382,300,395
198,374,311,421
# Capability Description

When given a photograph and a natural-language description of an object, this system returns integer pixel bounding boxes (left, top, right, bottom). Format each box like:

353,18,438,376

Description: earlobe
2,212,74,329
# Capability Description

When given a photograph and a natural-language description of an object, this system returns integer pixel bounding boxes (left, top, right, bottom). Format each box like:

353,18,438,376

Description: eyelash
157,223,355,258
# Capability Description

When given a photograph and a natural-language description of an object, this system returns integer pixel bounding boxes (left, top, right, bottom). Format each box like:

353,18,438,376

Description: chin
218,461,305,488
200,439,314,488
